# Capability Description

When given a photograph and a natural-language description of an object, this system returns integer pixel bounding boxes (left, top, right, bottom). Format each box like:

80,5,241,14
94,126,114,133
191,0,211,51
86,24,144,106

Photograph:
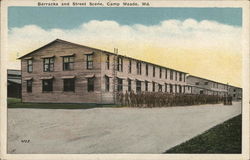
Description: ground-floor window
152,82,155,92
42,79,53,92
87,78,95,92
145,81,148,92
105,76,109,92
64,78,75,92
179,85,182,93
128,79,132,92
170,84,173,93
158,84,162,92
27,80,32,92
117,78,123,92
165,83,167,92
136,80,141,93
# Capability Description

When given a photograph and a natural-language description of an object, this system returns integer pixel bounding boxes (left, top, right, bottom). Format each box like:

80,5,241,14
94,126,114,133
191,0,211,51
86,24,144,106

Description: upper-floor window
204,82,208,85
175,72,178,81
136,61,142,75
63,78,75,92
170,70,173,80
63,56,74,70
179,85,182,93
42,79,53,92
159,68,162,78
146,64,148,76
106,54,110,70
27,59,33,73
86,54,93,69
27,80,32,92
179,73,182,81
117,57,123,72
87,78,95,92
165,69,167,79
153,66,155,77
43,57,54,72
129,60,132,73
195,82,199,85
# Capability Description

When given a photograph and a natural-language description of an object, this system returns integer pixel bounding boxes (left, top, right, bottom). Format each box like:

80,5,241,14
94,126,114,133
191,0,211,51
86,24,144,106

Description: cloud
7,19,242,86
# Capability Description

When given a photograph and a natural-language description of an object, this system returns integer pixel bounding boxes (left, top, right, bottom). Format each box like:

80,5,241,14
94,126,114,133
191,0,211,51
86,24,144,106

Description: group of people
116,91,232,107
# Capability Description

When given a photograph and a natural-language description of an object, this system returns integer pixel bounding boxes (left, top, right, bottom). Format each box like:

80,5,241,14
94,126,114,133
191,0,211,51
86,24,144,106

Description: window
153,66,155,77
184,75,186,82
170,84,173,93
129,60,132,73
136,80,141,93
136,61,142,75
145,81,148,91
117,57,123,72
179,85,182,93
165,69,167,79
170,70,173,80
86,54,93,69
43,57,54,72
63,78,75,92
117,78,123,92
27,80,32,92
146,64,148,76
175,84,177,93
106,54,110,70
128,79,132,92
152,82,155,92
165,83,168,92
195,82,199,85
158,84,162,92
175,72,178,81
105,76,110,92
87,78,95,92
27,59,33,73
63,56,74,70
159,68,162,78
42,79,53,92
179,73,182,81
204,82,208,85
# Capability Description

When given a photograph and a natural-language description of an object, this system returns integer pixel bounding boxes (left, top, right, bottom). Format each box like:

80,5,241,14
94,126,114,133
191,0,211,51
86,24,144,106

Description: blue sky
8,7,242,29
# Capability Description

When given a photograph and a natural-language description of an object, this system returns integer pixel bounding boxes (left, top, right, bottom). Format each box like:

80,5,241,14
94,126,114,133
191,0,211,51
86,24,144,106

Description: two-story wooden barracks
19,39,242,104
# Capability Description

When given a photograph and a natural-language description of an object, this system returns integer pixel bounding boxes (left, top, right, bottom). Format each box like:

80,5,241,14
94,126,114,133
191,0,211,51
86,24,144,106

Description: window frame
63,78,75,92
117,78,123,92
106,54,110,70
117,57,123,72
26,80,32,93
63,56,74,71
86,54,94,70
128,79,132,92
27,59,33,73
145,64,148,76
129,60,132,73
136,80,142,93
42,79,53,92
153,66,155,77
43,57,54,72
87,77,95,92
136,61,142,75
105,76,110,92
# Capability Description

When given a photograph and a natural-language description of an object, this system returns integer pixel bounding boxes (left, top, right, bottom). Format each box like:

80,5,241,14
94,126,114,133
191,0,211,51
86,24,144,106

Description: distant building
7,69,21,98
186,75,242,100
18,39,242,104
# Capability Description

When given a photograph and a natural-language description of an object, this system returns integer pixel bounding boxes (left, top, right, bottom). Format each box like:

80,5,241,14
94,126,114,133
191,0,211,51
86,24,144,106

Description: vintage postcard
0,0,249,160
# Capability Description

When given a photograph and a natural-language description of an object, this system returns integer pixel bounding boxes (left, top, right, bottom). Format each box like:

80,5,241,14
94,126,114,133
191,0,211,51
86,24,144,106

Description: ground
7,101,241,154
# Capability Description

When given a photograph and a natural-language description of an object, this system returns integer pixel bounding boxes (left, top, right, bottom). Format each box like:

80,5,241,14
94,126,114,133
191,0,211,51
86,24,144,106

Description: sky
8,7,242,87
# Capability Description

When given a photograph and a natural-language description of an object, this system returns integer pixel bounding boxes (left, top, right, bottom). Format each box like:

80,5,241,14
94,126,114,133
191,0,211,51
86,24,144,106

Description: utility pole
113,48,118,104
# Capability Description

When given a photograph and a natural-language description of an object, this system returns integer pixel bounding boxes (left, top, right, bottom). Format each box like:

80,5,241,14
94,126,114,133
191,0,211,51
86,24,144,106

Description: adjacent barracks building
19,39,242,104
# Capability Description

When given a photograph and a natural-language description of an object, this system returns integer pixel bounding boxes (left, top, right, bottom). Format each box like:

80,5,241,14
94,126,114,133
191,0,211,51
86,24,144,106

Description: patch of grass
7,98,122,109
165,115,242,154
